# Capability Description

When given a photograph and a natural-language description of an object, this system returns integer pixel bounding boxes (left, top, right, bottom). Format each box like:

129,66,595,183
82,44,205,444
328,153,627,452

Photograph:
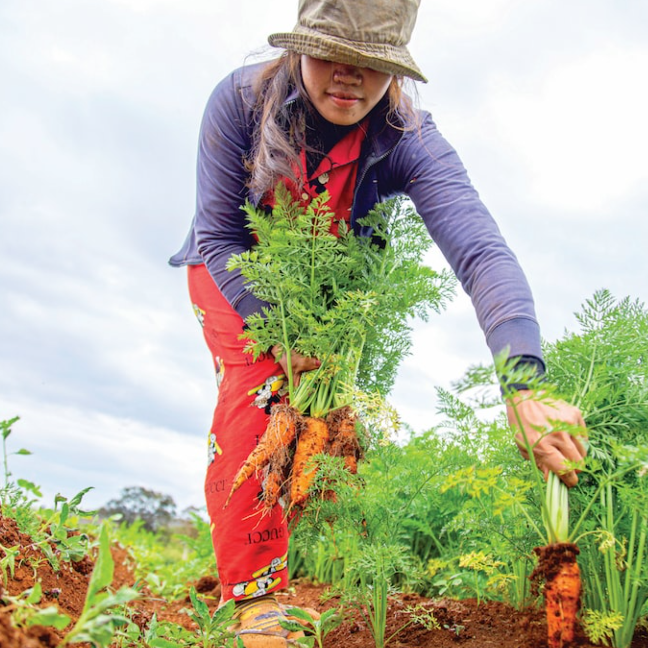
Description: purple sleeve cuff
486,316,543,362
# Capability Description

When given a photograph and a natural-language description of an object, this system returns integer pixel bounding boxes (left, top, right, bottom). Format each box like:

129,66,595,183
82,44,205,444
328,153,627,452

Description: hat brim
268,28,427,83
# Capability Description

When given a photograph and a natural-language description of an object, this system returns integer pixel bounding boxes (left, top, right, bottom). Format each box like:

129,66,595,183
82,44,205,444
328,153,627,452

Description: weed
282,605,345,648
0,543,19,585
186,589,243,648
58,523,140,647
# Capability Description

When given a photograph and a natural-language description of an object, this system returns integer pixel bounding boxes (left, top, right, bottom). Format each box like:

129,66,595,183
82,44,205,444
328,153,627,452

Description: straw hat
268,0,427,83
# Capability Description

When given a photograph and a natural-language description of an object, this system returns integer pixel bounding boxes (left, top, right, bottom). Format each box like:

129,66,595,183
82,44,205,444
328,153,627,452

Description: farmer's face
301,55,393,126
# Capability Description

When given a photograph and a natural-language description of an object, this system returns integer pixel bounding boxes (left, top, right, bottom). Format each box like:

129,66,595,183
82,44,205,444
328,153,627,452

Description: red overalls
188,123,366,601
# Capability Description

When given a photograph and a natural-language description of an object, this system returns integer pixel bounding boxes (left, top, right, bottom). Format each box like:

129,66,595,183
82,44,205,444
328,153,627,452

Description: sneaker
231,594,305,647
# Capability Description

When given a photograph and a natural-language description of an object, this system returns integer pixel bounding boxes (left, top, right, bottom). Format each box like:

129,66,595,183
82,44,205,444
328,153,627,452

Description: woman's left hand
271,344,320,387
506,391,588,487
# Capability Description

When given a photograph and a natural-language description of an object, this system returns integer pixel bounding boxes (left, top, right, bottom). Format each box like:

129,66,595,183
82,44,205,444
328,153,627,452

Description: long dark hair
246,51,417,199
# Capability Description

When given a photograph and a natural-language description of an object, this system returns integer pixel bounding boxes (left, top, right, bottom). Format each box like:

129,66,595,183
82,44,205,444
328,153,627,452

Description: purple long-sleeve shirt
170,61,544,364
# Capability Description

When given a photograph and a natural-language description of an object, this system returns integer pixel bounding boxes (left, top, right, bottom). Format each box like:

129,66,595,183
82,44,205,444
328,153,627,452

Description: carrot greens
227,183,455,417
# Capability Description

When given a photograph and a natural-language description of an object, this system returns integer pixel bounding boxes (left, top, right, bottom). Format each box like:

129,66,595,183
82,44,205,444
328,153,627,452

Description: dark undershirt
304,110,355,178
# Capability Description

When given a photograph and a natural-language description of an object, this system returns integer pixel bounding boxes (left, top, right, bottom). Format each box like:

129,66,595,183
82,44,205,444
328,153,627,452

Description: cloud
0,397,206,511
486,46,648,215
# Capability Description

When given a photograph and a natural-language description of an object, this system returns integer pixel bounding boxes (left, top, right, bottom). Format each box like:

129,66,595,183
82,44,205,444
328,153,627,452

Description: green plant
0,543,20,585
141,614,204,647
1,416,29,492
582,608,625,645
0,582,71,632
1,524,140,647
185,589,243,648
112,514,217,601
543,291,648,648
1,417,42,532
337,542,421,648
39,488,97,567
584,481,648,648
1,417,99,574
58,523,140,647
281,606,344,648
448,290,648,646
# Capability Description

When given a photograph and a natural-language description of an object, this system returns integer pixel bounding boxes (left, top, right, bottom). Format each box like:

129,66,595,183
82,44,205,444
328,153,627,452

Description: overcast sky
1,0,646,512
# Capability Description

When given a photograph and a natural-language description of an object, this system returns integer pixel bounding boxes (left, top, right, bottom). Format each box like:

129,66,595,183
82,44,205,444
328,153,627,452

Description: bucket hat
268,0,427,83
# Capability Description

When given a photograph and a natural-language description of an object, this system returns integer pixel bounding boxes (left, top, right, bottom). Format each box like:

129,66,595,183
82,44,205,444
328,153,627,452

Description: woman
170,0,587,644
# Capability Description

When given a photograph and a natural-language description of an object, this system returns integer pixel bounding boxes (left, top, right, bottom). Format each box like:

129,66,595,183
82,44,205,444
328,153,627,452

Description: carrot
289,416,329,509
532,543,581,648
343,455,358,474
327,406,360,457
327,406,363,475
261,468,285,515
226,404,299,506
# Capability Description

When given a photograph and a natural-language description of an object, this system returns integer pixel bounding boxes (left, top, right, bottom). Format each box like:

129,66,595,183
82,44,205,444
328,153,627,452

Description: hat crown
267,0,427,82
297,0,420,48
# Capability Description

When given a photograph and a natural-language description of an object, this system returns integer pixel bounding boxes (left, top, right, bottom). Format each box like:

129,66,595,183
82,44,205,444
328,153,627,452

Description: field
1,290,647,648
3,512,644,648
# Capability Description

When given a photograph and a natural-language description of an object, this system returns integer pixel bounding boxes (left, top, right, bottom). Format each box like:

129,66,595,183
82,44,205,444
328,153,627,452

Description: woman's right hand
271,345,320,387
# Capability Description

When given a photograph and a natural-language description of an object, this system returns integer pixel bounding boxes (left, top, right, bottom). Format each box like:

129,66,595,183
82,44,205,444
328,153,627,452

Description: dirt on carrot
260,467,285,514
229,404,365,515
327,406,363,467
226,403,299,506
531,542,582,648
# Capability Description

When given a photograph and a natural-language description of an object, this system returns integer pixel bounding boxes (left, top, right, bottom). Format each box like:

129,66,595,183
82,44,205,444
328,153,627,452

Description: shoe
231,594,305,647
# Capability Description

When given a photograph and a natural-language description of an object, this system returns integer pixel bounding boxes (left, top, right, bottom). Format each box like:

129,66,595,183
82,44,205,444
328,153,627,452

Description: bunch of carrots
226,404,363,516
224,185,453,514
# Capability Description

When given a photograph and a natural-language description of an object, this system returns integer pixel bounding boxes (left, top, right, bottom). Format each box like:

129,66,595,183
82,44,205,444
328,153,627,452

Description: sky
1,0,647,513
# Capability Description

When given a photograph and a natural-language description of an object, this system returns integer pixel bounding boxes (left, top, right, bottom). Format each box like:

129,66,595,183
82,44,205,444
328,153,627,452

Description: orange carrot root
343,455,358,474
226,404,299,506
261,469,285,515
532,543,582,648
289,416,329,509
327,406,361,458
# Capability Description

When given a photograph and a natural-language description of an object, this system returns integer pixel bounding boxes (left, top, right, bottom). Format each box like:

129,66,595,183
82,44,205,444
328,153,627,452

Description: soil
1,514,647,648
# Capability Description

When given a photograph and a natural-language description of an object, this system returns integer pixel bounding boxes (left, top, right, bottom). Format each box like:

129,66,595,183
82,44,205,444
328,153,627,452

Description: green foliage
59,523,140,647
281,606,344,648
292,407,535,609
1,522,140,648
3,289,648,647
582,608,625,645
1,416,30,491
1,582,71,631
542,290,648,492
0,543,20,585
542,291,648,648
118,592,242,648
341,543,405,648
446,290,648,643
1,416,43,535
186,589,242,648
227,187,454,414
113,514,217,600
37,488,97,568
